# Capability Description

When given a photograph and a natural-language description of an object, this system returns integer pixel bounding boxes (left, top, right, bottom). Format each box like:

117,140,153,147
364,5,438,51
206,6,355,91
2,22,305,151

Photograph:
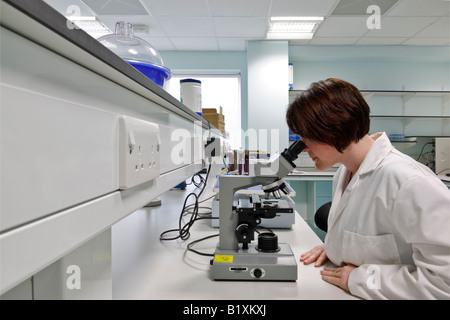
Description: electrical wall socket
119,115,161,189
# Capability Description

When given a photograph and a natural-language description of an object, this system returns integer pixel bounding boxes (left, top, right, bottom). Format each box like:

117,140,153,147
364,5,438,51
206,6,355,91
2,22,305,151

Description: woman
286,78,450,299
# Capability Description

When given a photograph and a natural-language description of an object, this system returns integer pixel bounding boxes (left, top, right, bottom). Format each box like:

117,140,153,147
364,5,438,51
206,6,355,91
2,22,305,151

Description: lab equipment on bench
210,140,306,281
180,78,202,116
98,21,171,87
210,183,296,229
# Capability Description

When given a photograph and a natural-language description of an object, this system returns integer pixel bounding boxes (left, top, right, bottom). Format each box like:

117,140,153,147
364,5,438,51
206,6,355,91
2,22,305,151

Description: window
167,74,241,149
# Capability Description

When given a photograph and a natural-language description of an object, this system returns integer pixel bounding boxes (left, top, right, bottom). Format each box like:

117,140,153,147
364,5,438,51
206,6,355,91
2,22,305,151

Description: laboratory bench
111,183,357,300
0,0,219,298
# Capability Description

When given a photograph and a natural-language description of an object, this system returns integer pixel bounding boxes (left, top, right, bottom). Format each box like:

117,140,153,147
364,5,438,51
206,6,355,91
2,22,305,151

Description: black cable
416,142,433,161
159,192,200,241
186,234,219,257
185,171,206,188
160,164,221,257
159,164,212,242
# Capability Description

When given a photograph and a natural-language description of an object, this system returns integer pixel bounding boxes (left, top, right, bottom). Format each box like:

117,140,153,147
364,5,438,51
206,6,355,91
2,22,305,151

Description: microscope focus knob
235,224,253,244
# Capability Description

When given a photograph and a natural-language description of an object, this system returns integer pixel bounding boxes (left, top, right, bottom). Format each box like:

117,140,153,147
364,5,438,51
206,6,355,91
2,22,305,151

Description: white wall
288,45,450,91
247,40,289,153
161,45,449,154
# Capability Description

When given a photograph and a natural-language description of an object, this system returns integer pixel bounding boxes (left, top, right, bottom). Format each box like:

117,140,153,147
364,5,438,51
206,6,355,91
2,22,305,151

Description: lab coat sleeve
348,175,450,299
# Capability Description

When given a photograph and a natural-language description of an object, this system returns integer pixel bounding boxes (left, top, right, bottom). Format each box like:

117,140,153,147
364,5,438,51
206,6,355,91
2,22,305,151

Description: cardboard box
202,107,225,132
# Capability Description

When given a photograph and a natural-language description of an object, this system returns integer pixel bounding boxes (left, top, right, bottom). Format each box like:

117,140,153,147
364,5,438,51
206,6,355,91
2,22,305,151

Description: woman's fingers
314,250,328,267
300,245,327,265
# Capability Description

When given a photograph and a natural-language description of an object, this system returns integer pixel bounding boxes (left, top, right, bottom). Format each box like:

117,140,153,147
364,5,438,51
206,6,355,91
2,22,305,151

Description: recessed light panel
267,17,323,40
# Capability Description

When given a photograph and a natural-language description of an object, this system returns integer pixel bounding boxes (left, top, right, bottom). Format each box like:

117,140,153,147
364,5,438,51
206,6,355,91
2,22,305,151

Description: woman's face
301,138,342,170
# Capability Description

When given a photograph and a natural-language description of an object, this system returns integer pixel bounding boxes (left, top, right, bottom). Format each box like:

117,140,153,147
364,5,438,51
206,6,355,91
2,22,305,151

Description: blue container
126,59,171,87
98,22,172,88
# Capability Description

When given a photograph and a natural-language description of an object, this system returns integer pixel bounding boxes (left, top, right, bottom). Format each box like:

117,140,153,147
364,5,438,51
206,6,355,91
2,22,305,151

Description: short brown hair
286,78,370,152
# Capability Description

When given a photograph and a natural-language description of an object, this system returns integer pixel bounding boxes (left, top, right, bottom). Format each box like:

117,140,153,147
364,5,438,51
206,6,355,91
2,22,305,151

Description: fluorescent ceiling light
270,16,324,21
65,15,112,38
66,16,96,21
267,16,323,40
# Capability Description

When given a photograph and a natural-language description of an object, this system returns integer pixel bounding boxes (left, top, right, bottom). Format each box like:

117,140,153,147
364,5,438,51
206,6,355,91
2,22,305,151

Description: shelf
290,90,450,96
371,115,450,119
360,90,450,96
290,89,450,139
405,135,450,138
391,139,417,143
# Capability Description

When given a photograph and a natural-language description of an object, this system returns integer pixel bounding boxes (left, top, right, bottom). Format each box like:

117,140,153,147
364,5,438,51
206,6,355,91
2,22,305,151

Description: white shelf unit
361,90,450,139
289,90,450,140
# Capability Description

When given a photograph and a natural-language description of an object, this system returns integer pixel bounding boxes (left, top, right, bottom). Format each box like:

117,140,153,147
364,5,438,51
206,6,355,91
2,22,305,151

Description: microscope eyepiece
281,139,306,164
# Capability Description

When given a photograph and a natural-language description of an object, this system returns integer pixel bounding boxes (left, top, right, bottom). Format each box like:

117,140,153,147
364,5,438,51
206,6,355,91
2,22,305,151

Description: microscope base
211,243,297,281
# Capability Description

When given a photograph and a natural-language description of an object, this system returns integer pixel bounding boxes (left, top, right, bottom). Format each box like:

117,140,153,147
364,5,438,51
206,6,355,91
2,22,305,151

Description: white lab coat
324,132,450,299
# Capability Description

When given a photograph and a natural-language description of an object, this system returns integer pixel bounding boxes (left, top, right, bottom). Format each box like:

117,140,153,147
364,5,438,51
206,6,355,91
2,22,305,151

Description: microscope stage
211,243,297,281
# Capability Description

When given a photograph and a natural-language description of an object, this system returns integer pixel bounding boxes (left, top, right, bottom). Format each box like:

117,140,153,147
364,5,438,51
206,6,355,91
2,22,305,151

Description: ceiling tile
315,17,369,37
43,0,450,50
99,16,166,37
81,0,148,15
415,17,450,38
331,0,399,15
365,17,438,37
138,36,176,50
356,37,408,45
386,0,450,17
213,17,267,37
171,37,219,50
209,0,271,17
139,0,210,16
270,0,338,17
157,17,215,37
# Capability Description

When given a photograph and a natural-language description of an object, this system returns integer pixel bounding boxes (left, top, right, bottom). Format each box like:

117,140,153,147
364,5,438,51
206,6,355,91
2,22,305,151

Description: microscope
211,140,306,281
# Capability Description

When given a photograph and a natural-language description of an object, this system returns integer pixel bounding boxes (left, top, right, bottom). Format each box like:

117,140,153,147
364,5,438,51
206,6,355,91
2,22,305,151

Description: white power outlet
119,115,161,189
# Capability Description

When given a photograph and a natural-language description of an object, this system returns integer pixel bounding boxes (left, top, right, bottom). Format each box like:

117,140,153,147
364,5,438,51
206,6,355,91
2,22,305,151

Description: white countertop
111,183,357,300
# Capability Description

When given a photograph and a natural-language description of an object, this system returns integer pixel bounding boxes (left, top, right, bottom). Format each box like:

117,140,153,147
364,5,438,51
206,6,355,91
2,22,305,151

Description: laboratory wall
288,45,450,91
289,45,449,158
162,44,449,151
247,40,290,153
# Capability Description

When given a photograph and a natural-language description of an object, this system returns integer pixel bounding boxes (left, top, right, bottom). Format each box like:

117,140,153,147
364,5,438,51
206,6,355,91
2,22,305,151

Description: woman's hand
300,244,328,267
320,264,357,292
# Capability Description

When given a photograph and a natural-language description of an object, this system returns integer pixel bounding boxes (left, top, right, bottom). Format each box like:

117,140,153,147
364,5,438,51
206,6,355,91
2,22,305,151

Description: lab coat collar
335,132,393,193
357,132,394,177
